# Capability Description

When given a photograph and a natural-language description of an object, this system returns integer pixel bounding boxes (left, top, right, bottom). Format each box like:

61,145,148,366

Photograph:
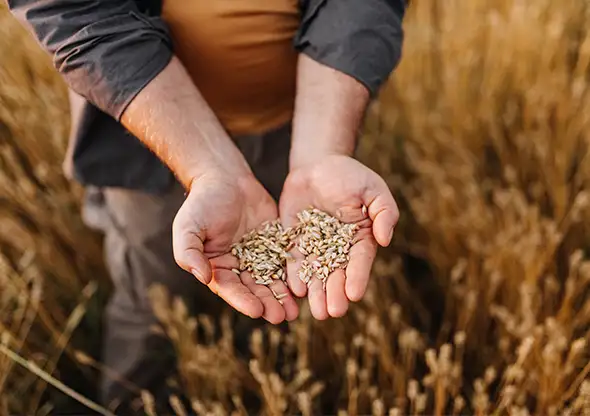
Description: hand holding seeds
231,208,358,301
278,155,399,320
172,172,299,324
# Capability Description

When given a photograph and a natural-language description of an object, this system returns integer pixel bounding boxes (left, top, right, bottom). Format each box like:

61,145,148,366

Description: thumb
185,246,212,285
364,177,399,247
172,215,212,285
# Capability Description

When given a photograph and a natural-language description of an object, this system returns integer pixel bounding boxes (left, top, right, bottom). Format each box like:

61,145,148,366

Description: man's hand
283,54,399,319
119,57,298,324
280,155,398,320
173,171,298,324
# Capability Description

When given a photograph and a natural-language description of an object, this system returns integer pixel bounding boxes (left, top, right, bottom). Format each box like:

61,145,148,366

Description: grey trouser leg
82,124,291,412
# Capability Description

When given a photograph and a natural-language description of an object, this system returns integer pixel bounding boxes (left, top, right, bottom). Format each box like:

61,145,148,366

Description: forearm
290,54,370,169
120,56,251,189
291,0,406,168
8,0,175,119
9,0,248,186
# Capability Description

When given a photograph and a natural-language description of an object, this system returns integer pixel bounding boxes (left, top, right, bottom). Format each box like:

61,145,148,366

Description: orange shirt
161,0,300,136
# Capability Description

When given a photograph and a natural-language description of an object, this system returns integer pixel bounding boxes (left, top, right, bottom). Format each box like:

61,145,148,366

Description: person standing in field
9,0,406,411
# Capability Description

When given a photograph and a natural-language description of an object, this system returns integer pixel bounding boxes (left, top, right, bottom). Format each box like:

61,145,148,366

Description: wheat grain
231,220,291,287
295,208,358,289
231,208,359,292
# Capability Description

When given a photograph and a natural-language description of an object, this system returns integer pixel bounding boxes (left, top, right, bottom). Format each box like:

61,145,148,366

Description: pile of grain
231,208,359,290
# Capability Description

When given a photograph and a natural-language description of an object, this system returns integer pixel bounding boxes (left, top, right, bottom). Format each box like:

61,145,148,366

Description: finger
210,253,239,270
281,211,308,297
240,273,286,325
364,178,400,247
173,230,212,285
279,179,311,298
278,174,309,226
208,269,263,319
172,206,212,285
267,280,299,322
335,205,369,224
344,232,378,302
285,245,308,297
307,276,329,320
326,269,349,318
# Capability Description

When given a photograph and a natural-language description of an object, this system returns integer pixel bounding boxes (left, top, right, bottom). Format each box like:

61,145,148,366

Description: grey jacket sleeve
295,0,406,97
7,0,173,121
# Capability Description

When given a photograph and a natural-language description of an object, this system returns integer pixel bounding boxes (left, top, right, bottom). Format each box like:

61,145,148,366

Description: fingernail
387,227,395,245
191,268,206,285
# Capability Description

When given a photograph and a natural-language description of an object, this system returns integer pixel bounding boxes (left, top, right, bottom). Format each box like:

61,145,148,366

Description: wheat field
1,0,589,415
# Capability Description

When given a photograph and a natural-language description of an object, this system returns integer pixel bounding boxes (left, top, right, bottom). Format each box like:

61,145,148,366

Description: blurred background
1,0,590,415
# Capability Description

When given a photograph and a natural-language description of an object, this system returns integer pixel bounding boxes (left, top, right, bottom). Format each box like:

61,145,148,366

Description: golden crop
0,0,589,414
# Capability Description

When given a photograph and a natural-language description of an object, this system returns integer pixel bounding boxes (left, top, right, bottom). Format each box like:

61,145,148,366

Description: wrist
289,140,355,171
289,55,368,172
120,56,253,191
183,150,252,193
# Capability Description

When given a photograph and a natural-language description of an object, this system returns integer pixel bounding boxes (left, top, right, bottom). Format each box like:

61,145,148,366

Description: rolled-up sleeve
7,0,173,121
294,0,406,97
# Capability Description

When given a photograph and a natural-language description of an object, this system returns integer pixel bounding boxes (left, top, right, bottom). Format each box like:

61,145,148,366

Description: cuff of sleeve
112,48,173,121
54,12,175,121
298,38,393,98
294,0,404,98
